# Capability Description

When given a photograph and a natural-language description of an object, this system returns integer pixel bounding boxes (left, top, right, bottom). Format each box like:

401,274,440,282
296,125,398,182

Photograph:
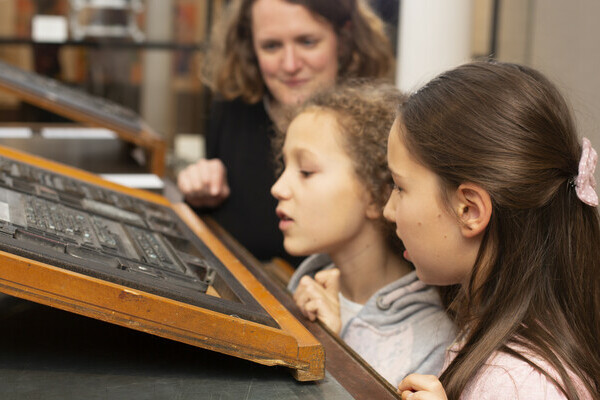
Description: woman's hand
398,374,448,400
293,268,341,333
177,158,230,208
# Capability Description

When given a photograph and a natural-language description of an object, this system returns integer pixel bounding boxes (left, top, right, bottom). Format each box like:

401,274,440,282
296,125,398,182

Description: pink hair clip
575,137,598,207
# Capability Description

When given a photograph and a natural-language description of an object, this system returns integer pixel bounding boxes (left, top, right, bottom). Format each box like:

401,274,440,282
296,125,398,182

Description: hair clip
574,137,598,207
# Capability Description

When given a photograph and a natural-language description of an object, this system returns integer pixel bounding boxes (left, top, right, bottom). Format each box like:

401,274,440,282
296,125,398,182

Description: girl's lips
403,250,411,262
278,218,293,231
276,209,294,231
276,209,288,220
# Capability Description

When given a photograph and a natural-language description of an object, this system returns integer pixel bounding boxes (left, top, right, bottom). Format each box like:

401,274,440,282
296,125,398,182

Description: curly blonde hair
274,80,405,250
202,0,395,103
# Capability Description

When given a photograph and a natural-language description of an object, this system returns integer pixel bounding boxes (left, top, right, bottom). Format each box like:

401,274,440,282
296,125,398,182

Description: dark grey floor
0,294,354,400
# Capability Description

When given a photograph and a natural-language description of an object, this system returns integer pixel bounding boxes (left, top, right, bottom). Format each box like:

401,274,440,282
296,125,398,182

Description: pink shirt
444,345,592,400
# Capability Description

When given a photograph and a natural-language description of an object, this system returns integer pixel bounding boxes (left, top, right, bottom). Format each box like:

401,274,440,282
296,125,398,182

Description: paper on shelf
100,173,164,190
0,128,33,138
41,127,118,139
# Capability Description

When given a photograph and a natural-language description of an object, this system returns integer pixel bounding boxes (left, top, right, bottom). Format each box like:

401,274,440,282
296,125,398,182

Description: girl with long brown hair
385,61,599,399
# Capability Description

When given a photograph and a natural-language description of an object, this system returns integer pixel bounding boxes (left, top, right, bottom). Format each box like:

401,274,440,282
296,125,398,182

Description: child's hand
293,268,341,333
398,374,448,400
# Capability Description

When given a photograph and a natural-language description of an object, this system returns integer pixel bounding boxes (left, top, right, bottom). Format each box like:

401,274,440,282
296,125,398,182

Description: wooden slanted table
0,143,400,399
0,145,323,381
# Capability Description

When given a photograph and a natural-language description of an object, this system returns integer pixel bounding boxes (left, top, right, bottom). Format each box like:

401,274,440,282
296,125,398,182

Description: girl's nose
382,193,395,222
271,173,290,199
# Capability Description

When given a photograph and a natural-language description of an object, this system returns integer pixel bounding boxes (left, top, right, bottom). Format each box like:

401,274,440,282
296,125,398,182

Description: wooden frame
0,60,166,176
207,219,401,399
0,145,324,381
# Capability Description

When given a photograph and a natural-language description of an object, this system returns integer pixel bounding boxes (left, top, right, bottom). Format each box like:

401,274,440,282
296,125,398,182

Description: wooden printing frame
0,145,324,381
0,62,166,176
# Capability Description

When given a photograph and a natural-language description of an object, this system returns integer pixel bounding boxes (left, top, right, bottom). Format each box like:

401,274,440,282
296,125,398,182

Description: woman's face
252,0,339,106
271,110,374,258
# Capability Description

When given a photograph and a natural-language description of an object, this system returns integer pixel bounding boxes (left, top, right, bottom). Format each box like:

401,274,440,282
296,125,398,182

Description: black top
198,98,300,266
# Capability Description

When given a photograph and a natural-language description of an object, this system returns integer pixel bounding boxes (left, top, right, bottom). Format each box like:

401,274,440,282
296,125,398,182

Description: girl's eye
391,182,402,192
300,170,314,178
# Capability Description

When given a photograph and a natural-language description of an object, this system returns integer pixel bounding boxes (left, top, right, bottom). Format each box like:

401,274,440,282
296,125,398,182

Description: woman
177,0,394,264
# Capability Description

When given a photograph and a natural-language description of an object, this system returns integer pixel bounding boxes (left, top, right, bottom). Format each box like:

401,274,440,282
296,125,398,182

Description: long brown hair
399,61,600,399
202,0,395,103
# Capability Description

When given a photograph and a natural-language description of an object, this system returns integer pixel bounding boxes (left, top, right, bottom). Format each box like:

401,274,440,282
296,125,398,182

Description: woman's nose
282,45,301,74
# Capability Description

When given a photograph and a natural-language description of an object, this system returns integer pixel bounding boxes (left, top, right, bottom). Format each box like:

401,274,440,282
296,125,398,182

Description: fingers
177,159,230,207
398,374,444,393
399,390,441,400
293,276,318,321
293,275,342,333
400,390,414,400
315,268,340,295
178,159,227,195
397,374,447,400
293,276,320,320
302,296,320,321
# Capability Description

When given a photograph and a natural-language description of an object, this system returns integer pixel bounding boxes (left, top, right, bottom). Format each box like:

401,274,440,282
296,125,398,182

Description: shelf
0,37,206,52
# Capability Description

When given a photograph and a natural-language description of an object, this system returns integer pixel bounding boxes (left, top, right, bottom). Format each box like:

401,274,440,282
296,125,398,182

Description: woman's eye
300,170,314,178
260,41,281,51
391,182,402,192
298,36,318,47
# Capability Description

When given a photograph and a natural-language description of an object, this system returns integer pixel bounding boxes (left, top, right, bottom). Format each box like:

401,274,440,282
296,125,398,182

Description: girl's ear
454,183,492,238
365,195,381,220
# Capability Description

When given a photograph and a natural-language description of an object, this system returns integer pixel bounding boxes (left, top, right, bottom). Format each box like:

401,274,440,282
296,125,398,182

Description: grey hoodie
288,254,456,386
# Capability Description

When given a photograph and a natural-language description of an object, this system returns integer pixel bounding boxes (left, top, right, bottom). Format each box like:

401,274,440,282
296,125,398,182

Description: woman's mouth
284,78,308,88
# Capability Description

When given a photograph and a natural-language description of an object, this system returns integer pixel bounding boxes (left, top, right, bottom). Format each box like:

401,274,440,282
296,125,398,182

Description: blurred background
0,0,598,183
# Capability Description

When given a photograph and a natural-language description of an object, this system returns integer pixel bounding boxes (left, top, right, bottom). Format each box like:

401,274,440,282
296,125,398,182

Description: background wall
498,0,600,193
397,0,600,193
